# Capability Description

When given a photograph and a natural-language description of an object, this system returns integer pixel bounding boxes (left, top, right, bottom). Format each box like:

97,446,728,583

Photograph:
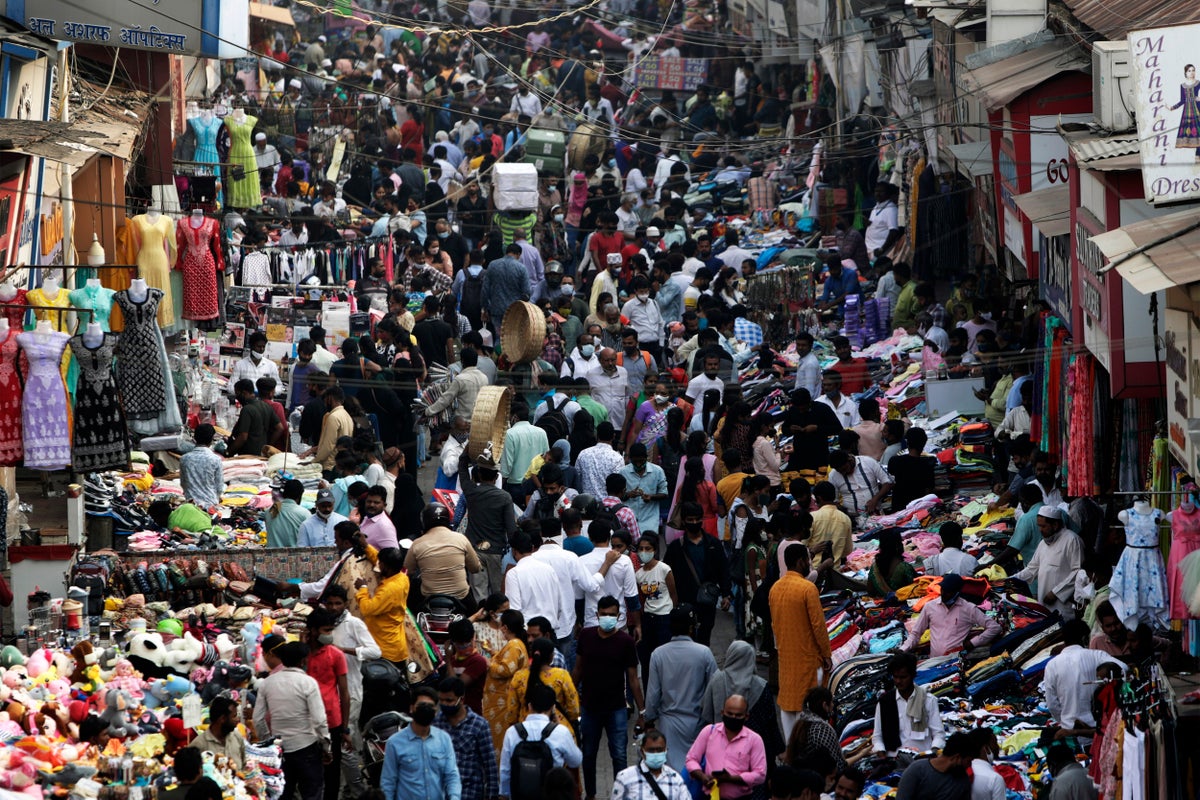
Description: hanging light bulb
86,233,105,267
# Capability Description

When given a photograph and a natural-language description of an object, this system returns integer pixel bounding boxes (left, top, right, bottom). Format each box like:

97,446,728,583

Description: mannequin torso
128,278,149,303
0,284,17,302
40,278,59,301
82,322,104,349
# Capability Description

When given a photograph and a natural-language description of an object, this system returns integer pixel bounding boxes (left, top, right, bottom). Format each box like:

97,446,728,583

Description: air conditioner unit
1093,40,1135,132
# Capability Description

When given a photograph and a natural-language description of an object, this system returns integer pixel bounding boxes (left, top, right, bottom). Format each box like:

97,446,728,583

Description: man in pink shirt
685,695,767,799
359,486,399,550
899,574,1001,657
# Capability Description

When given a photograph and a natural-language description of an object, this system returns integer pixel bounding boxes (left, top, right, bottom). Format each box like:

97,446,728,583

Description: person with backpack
380,687,462,800
599,474,642,540
453,249,487,331
534,381,580,444
498,683,582,800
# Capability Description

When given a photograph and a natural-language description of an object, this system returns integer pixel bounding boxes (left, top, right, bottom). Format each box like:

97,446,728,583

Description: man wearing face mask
894,732,975,800
322,584,378,795
562,332,601,378
685,694,767,800
590,251,624,316
304,608,350,800
298,489,350,551
382,688,462,800
434,218,469,272
586,349,633,431
899,574,1000,657
433,676,498,800
622,277,665,364
611,729,691,800
229,331,280,395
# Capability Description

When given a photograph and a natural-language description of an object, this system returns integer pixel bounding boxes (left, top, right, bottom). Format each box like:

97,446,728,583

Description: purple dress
17,330,71,470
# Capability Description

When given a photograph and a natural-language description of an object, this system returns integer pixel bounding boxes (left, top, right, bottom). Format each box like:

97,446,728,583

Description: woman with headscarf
867,529,916,597
699,640,784,763
568,408,596,467
552,439,578,491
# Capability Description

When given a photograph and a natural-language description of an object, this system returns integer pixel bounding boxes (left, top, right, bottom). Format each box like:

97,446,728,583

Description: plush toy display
99,689,141,739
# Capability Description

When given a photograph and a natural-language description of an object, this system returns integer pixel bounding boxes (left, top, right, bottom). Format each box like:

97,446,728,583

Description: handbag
683,543,722,608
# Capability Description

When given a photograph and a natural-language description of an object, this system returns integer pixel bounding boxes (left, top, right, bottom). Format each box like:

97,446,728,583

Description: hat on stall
316,488,334,506
289,78,302,89
646,226,661,238
255,132,267,142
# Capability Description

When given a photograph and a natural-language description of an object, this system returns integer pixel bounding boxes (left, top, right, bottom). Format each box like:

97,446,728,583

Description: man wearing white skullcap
1010,505,1084,619
253,133,280,193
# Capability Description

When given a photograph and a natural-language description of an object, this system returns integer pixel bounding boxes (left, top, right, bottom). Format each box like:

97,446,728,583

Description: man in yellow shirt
715,449,749,541
807,480,853,571
355,547,410,668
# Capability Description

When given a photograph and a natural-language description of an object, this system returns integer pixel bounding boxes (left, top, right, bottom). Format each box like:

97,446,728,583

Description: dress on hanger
70,333,130,471
1110,507,1169,629
0,328,23,465
16,330,71,471
130,214,178,328
190,115,221,173
68,285,117,331
0,288,27,330
114,289,169,421
225,114,262,209
176,216,224,320
1169,505,1200,619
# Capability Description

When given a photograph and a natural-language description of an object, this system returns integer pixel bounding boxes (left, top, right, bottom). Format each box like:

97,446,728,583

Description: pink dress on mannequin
1169,501,1200,619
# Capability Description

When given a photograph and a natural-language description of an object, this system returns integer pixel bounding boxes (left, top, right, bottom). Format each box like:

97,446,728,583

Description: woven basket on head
500,301,546,364
468,385,511,460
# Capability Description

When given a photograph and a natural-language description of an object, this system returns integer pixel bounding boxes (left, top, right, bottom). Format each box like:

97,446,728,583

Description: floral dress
474,621,507,659
1110,507,1169,628
482,638,527,754
506,666,581,741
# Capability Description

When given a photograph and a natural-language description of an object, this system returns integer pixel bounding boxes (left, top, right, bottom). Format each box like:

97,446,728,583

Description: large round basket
468,385,511,460
500,301,546,364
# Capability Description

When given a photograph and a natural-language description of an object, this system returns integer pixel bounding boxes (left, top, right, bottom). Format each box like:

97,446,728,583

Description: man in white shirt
828,450,891,518
253,133,281,191
924,522,979,577
505,531,567,630
718,229,755,270
585,349,631,430
816,370,861,427
531,527,619,647
561,332,601,378
535,386,582,426
685,355,726,418
229,331,280,395
510,84,543,117
298,489,348,548
1011,507,1084,618
616,194,639,237
865,182,901,257
582,85,616,134
622,277,665,353
1043,620,1122,732
577,520,641,635
792,332,822,398
306,325,338,372
279,218,308,247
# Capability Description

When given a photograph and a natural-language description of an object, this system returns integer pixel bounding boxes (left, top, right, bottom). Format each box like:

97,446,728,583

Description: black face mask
722,715,745,733
684,521,702,534
410,704,437,726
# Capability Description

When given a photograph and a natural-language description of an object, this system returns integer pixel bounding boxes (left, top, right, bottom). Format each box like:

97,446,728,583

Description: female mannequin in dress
1169,484,1200,620
0,312,18,465
0,283,17,302
69,277,117,332
176,209,224,324
82,322,104,348
40,277,59,301
17,318,71,470
224,106,262,209
129,208,176,327
1110,496,1168,629
0,281,25,330
70,318,129,471
128,277,149,302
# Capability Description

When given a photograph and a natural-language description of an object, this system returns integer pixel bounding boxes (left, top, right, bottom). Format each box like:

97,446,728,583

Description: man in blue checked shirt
730,304,763,350
816,256,860,321
433,676,497,800
381,688,461,800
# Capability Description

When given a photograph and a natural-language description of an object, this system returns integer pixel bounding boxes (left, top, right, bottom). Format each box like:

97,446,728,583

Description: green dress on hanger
224,113,261,209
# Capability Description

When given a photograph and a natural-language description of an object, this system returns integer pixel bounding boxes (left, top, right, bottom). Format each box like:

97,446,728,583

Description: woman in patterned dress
505,636,581,741
482,608,528,755
1173,64,1200,156
472,592,510,658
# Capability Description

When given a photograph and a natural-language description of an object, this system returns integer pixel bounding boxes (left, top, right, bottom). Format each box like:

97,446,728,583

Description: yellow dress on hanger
129,213,177,327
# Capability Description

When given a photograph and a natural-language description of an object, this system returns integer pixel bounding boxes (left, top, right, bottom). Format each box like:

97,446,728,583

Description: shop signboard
2,0,218,56
631,58,708,91
1166,307,1192,467
1128,24,1200,204
1039,232,1071,325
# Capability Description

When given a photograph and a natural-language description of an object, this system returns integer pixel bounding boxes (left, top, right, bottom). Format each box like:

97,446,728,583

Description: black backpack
460,270,484,329
509,721,557,800
594,500,631,534
536,396,571,443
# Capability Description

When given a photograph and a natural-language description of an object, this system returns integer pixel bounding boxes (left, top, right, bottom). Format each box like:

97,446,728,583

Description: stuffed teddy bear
70,641,100,685
99,688,141,739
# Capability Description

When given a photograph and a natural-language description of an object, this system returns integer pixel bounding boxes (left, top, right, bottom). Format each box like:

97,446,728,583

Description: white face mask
637,292,650,302
560,284,575,297
654,394,669,403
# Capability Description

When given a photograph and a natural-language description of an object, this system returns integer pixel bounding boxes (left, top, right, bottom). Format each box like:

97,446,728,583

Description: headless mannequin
232,107,247,123
0,283,16,302
87,278,102,289
146,208,161,224
40,277,60,301
1168,490,1198,522
201,107,213,123
82,322,104,348
190,209,205,228
128,278,149,303
1118,498,1154,526
35,320,53,335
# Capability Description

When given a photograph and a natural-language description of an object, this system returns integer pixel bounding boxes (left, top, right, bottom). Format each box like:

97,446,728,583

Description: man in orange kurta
770,543,832,741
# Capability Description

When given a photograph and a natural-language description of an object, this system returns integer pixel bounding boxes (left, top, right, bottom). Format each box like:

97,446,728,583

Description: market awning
0,111,144,167
960,43,1089,110
1091,208,1200,294
1013,185,1070,237
249,2,296,26
946,140,992,178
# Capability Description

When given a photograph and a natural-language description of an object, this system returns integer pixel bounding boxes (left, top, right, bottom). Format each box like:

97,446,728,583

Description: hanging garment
240,250,273,286
0,327,22,465
70,333,130,471
68,284,117,331
1110,507,1169,629
190,114,221,173
225,114,262,209
17,330,71,471
176,216,224,320
1168,505,1200,620
129,214,178,327
0,288,27,329
27,286,78,395
114,289,169,421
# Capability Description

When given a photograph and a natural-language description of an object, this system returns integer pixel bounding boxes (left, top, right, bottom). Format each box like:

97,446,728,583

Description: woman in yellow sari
482,609,528,754
505,636,581,740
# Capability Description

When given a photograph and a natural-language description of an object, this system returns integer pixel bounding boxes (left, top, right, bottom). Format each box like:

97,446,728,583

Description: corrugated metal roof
1093,207,1200,293
1062,0,1200,41
1059,127,1142,170
960,43,1089,110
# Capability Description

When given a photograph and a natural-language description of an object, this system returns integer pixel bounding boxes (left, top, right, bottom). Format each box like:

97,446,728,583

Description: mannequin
70,276,117,333
40,277,60,301
87,277,102,289
232,107,246,123
82,322,104,348
0,283,16,302
224,107,261,209
146,208,161,224
1169,485,1200,620
176,209,223,322
190,209,204,226
16,321,71,471
35,319,54,334
129,278,149,303
190,107,222,185
0,318,9,334
129,209,176,327
0,309,18,465
1110,497,1168,629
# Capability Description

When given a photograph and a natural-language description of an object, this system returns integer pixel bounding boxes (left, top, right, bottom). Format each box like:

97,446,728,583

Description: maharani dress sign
1129,25,1200,204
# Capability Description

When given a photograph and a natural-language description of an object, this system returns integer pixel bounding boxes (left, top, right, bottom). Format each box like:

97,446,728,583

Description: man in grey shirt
458,447,518,599
179,424,225,510
253,641,331,800
895,733,974,800
1047,744,1098,800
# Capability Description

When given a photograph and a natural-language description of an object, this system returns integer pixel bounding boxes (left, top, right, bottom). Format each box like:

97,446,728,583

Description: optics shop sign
1129,24,1200,204
4,0,206,54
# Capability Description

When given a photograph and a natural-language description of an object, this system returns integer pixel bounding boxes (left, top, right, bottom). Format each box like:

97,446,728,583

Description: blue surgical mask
580,344,595,358
597,616,619,632
698,318,708,330
438,231,449,239
644,752,668,770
